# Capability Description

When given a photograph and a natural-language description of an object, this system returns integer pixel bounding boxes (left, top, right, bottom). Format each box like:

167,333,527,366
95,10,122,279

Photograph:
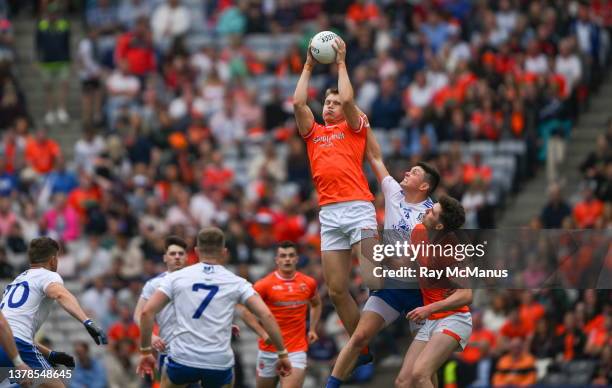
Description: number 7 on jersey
192,284,219,319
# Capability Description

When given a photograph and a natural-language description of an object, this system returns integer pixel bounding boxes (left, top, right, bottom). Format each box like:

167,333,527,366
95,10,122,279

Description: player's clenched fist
136,353,156,378
276,356,292,378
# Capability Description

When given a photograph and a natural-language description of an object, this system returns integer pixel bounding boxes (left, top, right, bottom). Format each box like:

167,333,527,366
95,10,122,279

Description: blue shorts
166,358,233,387
365,289,423,326
0,337,52,369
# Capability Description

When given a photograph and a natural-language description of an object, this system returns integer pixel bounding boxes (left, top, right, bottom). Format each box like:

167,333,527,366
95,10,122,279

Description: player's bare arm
406,289,473,322
293,42,315,137
235,304,271,344
245,294,292,377
0,312,32,386
45,283,107,345
333,38,361,131
308,293,322,344
365,128,390,182
137,289,170,377
133,296,165,352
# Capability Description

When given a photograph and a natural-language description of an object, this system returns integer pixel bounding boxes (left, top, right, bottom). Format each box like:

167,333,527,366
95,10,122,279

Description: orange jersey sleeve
411,224,470,320
304,116,374,206
257,272,318,353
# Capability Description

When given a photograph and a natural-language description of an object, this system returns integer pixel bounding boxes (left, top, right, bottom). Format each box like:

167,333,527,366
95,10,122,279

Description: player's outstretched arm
293,43,315,137
308,293,322,344
333,38,362,131
406,289,473,322
365,128,390,182
245,294,292,377
45,283,107,345
235,304,270,343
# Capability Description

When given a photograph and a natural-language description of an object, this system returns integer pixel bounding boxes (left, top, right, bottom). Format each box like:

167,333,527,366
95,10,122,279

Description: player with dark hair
396,195,473,388
326,131,439,387
0,237,107,387
253,241,322,388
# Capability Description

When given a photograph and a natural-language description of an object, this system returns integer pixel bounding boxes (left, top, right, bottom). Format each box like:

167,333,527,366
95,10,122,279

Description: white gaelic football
310,31,339,64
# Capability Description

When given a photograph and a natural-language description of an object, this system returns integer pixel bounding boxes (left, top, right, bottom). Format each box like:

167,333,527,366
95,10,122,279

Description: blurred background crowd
0,0,610,387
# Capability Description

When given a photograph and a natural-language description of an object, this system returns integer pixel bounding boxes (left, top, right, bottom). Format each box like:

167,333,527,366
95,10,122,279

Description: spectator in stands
108,304,139,352
105,60,141,129
104,338,140,388
0,65,26,127
24,127,61,175
0,14,14,65
76,234,112,280
73,128,106,174
0,246,14,278
573,183,604,228
44,157,78,195
42,193,80,242
492,337,537,386
36,1,70,125
77,28,104,126
118,0,151,30
529,317,556,359
69,340,107,388
519,291,545,334
210,94,246,148
85,0,120,67
554,311,587,362
151,0,190,53
110,233,143,279
0,156,16,196
81,276,114,330
499,306,530,352
114,17,156,78
459,310,496,387
540,183,572,228
555,38,583,96
581,134,611,180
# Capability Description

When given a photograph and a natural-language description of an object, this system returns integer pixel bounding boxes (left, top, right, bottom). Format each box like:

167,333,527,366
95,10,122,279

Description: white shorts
414,312,472,350
256,350,307,378
319,200,378,251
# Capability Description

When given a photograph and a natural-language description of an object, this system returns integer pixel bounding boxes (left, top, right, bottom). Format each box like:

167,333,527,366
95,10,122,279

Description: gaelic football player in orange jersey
253,241,322,388
293,36,379,364
395,195,473,388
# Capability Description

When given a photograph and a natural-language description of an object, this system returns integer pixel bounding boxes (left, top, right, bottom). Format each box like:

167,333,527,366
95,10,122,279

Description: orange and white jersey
411,224,470,320
254,271,317,353
303,116,374,206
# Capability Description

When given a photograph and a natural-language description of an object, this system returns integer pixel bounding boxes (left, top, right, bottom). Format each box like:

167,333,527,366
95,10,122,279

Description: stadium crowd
0,0,610,387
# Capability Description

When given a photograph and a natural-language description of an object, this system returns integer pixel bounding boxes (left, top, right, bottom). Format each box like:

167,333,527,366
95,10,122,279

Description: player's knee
350,329,371,349
394,374,412,388
411,366,432,385
327,286,349,302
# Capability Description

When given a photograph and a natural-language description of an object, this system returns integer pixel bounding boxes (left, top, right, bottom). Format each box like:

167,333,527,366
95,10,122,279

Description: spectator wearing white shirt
524,40,549,75
74,129,106,174
555,38,583,94
210,94,246,148
81,276,114,330
443,26,470,72
105,60,140,129
496,0,518,36
151,0,190,53
405,71,434,109
118,0,152,29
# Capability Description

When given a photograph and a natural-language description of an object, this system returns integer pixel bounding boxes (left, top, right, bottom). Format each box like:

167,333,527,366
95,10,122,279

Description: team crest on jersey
300,283,308,292
203,265,214,274
272,285,284,291
417,213,425,222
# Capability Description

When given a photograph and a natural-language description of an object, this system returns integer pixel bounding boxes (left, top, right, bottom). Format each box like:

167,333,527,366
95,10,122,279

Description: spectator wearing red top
67,173,102,217
519,291,545,333
114,17,156,77
24,127,61,175
499,307,530,352
108,304,140,353
458,311,496,386
462,153,492,185
345,0,379,32
573,184,604,228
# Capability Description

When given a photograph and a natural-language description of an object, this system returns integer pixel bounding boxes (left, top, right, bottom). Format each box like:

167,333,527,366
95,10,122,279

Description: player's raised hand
406,305,433,323
136,354,156,378
332,37,346,64
307,330,319,344
151,335,166,352
49,351,75,367
306,38,315,66
276,356,292,378
83,319,108,345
